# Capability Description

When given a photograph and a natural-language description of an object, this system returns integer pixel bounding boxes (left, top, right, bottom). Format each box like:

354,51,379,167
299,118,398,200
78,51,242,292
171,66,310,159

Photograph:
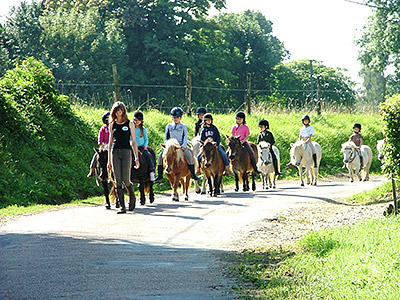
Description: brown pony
226,135,258,192
199,137,225,197
161,138,191,201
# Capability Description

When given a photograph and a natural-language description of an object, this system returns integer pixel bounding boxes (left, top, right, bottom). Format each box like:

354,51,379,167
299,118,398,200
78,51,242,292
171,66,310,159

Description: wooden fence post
186,68,192,115
112,64,120,103
247,72,251,115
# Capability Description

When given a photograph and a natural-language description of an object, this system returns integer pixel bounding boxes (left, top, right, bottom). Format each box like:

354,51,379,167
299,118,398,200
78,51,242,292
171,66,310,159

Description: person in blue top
197,113,232,175
155,107,201,181
133,111,156,181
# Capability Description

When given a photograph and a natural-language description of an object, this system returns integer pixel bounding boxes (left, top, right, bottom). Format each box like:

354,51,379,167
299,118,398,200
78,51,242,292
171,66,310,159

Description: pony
257,142,280,189
226,135,258,192
199,137,225,197
341,141,372,182
161,138,192,201
131,147,156,205
377,139,385,161
289,140,322,186
94,147,112,209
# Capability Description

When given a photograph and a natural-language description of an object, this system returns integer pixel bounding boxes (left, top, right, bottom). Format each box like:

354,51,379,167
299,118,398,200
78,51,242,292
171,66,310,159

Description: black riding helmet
203,113,213,120
196,107,207,115
353,123,361,131
171,107,184,118
102,111,110,125
133,111,144,121
302,114,310,123
258,119,269,129
235,111,246,123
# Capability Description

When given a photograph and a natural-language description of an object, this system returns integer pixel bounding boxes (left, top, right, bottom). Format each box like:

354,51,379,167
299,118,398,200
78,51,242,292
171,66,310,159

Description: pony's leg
220,177,224,193
234,172,239,192
184,175,191,201
243,172,249,192
207,177,213,195
355,166,362,181
251,172,256,191
172,176,180,201
261,173,266,189
215,174,221,196
273,173,277,188
195,180,200,194
313,167,318,186
347,166,354,182
149,181,155,203
299,167,304,186
201,176,207,195
102,181,111,209
139,182,146,205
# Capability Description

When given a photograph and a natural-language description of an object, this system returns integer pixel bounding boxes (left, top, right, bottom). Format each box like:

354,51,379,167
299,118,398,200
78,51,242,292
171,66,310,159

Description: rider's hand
181,147,185,150
107,162,112,170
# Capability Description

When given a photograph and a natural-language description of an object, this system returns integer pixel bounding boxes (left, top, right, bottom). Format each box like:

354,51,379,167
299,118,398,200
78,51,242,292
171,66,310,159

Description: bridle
344,146,357,164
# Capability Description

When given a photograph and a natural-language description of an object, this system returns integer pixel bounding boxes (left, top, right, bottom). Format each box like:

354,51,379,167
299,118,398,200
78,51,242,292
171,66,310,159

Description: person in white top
299,114,318,167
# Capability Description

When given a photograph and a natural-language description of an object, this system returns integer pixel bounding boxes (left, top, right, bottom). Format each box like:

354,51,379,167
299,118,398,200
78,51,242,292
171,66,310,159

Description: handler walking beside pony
108,102,140,214
155,107,200,181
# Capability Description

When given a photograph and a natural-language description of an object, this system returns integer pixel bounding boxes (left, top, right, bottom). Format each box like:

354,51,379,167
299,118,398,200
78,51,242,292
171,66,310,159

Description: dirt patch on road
241,201,388,250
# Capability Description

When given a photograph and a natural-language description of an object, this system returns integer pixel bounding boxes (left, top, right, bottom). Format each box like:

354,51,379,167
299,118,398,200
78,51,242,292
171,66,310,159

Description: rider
299,114,318,167
197,113,232,175
194,107,207,136
87,111,110,178
349,123,364,167
257,119,281,175
155,107,201,181
133,111,156,181
231,111,260,174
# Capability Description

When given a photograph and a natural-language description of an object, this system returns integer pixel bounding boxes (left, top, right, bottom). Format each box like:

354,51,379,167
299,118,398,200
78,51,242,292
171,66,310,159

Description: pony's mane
293,140,306,147
165,138,185,163
342,141,356,149
377,139,384,147
258,141,271,149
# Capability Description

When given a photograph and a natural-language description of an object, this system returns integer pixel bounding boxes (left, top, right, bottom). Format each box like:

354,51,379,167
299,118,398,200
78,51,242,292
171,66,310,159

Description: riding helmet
353,123,361,130
235,111,246,121
196,107,207,115
102,111,110,124
171,107,184,118
302,114,310,123
258,119,269,128
133,111,144,121
203,113,213,120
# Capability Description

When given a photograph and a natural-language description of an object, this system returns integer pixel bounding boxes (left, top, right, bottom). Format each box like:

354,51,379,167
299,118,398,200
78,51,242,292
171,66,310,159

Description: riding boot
155,165,164,182
188,164,201,180
250,154,261,174
312,153,318,168
116,186,126,214
270,149,281,175
127,184,136,211
360,155,364,169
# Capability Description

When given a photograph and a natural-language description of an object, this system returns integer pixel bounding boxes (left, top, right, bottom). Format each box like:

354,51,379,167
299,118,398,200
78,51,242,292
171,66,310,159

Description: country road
0,176,385,300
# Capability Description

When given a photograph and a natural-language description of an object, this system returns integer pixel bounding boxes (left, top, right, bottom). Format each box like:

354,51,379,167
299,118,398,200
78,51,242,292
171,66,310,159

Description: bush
380,94,400,178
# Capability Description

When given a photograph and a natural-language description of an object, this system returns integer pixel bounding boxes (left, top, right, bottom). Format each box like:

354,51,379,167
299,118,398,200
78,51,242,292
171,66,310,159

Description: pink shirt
231,124,250,142
98,124,110,145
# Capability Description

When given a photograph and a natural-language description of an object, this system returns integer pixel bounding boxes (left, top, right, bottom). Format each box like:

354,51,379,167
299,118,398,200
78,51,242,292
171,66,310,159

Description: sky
1,0,373,83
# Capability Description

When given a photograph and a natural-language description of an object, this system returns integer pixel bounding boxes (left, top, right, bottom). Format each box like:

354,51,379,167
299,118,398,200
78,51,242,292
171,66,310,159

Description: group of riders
87,101,365,213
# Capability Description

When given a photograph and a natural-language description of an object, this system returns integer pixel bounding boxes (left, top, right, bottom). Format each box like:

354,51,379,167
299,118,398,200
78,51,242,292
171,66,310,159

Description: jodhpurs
303,138,316,154
112,148,132,187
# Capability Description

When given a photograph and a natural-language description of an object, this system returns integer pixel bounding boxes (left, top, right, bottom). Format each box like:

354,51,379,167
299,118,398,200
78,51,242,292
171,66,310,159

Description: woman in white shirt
299,114,318,167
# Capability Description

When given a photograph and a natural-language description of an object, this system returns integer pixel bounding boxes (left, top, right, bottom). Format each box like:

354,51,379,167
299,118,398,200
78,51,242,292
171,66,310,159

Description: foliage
0,58,97,207
232,216,400,299
379,94,400,178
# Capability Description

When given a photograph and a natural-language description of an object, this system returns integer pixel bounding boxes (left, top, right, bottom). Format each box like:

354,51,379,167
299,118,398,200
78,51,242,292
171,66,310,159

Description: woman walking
108,102,140,213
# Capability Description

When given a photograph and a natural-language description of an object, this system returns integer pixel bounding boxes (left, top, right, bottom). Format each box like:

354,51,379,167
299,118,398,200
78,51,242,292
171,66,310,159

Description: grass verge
348,179,399,205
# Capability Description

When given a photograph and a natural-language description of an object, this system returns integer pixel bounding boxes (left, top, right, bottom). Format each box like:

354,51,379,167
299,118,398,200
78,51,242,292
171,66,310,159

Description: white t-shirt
299,125,315,138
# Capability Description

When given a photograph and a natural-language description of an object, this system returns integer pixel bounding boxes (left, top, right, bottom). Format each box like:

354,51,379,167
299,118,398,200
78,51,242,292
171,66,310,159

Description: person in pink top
87,111,110,177
231,111,260,174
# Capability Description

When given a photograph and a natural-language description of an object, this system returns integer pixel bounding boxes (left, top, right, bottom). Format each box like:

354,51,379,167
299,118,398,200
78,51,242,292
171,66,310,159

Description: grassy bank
232,215,400,299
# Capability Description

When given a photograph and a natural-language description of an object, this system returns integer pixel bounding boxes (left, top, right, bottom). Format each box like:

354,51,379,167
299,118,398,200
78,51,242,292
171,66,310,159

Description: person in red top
231,111,260,174
87,111,110,177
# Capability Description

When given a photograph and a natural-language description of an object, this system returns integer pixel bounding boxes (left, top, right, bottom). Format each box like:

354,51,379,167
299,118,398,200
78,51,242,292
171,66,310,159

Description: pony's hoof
172,196,179,202
196,190,201,194
301,183,304,186
234,188,239,192
201,191,206,195
105,205,111,210
150,197,155,204
185,196,189,201
140,200,145,205
115,203,120,208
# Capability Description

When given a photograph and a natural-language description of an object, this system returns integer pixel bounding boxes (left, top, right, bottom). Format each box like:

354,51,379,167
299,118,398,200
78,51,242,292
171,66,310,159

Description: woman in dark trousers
107,102,140,214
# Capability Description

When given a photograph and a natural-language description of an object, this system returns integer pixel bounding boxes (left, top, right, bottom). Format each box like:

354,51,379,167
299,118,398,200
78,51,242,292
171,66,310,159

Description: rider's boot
272,156,282,175
116,186,126,214
312,153,318,168
155,165,164,182
188,164,201,180
360,155,364,169
87,167,95,178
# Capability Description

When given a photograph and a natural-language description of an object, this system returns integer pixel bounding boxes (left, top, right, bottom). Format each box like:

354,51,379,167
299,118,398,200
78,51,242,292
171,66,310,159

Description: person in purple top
231,111,260,174
87,111,110,178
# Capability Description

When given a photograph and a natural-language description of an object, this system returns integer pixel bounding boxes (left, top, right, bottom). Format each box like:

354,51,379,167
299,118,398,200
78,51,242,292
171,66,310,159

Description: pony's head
289,140,307,166
226,135,241,160
162,139,184,174
341,141,357,164
258,141,272,165
201,137,218,168
95,148,109,181
377,139,385,161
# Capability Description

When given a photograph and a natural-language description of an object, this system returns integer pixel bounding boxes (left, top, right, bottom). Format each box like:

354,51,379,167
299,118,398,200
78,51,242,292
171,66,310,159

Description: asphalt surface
0,176,384,300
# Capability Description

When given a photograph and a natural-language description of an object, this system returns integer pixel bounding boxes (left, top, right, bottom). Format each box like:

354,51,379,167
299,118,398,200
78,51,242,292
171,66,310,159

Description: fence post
186,68,192,116
112,64,120,102
316,75,321,115
392,175,398,214
247,72,251,115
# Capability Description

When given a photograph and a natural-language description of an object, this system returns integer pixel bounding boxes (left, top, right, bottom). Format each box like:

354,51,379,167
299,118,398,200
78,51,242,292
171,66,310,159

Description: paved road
0,177,384,300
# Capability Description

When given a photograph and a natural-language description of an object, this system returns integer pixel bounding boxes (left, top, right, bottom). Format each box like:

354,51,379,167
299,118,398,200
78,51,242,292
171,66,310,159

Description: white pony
289,140,322,186
190,136,224,194
257,142,280,189
376,139,385,161
341,141,372,182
